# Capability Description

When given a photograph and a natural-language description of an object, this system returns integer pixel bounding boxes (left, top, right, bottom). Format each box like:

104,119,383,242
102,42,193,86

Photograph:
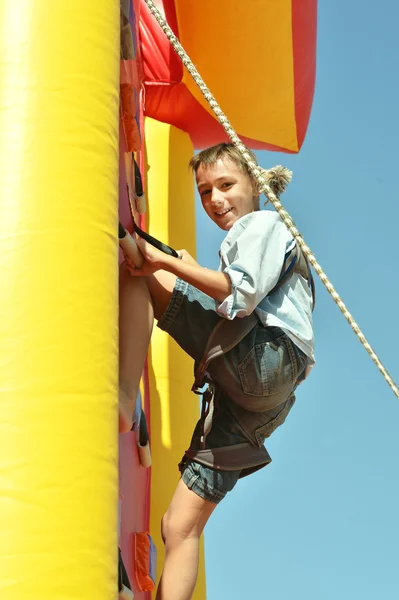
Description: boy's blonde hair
189,142,260,191
189,143,293,204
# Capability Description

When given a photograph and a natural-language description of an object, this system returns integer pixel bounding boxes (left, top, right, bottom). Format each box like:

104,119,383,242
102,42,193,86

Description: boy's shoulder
232,209,284,234
222,210,289,250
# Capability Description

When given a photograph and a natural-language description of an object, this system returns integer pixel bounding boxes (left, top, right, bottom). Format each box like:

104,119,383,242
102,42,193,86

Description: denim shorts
158,278,307,504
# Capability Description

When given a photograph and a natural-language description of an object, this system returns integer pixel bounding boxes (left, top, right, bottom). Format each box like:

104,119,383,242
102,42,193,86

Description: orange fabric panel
176,0,297,150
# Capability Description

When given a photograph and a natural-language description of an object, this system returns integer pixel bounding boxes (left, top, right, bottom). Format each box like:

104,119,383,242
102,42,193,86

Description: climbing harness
193,243,314,398
186,314,292,476
186,244,314,474
143,0,399,401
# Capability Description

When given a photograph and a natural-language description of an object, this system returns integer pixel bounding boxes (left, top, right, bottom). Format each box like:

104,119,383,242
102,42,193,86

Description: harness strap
193,315,258,449
192,312,258,393
185,442,272,477
192,241,314,450
268,242,316,309
199,386,216,449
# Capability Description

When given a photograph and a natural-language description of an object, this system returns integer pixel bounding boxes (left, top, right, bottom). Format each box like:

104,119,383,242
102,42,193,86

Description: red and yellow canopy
140,0,317,152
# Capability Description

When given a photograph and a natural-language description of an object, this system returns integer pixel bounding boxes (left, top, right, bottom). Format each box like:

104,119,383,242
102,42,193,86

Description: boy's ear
250,177,260,196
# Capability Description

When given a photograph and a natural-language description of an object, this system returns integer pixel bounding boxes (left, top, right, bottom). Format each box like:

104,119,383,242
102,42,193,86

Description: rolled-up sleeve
216,212,290,319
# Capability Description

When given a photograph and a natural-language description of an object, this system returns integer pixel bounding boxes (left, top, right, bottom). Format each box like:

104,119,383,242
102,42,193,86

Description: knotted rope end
259,165,292,197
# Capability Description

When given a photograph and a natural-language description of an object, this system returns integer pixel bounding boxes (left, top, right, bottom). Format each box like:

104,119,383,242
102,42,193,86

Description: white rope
142,0,399,400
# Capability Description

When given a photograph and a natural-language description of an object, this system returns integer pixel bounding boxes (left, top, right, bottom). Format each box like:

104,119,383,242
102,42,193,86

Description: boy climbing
119,142,315,600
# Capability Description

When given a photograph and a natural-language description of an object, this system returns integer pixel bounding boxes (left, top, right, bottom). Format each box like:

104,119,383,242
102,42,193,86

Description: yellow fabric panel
0,2,120,599
145,118,206,600
175,0,298,151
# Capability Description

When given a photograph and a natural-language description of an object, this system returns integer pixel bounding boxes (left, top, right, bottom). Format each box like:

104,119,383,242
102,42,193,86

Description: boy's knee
161,512,177,545
160,510,198,547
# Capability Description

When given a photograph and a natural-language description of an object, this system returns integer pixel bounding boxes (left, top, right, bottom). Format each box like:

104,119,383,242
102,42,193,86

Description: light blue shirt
216,210,315,367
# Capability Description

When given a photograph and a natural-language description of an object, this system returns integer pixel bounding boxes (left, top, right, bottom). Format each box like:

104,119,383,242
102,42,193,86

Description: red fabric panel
159,0,180,36
140,0,182,83
292,0,317,148
120,60,142,152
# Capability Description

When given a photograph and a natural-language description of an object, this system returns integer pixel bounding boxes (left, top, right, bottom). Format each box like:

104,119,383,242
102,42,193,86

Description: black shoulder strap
269,242,315,310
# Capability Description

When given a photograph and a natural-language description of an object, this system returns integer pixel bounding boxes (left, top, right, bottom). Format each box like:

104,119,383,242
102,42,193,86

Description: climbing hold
137,411,152,468
118,222,144,268
119,585,134,599
118,547,134,599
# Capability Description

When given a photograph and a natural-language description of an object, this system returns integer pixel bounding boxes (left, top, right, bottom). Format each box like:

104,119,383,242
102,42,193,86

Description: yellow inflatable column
0,2,119,599
145,118,206,599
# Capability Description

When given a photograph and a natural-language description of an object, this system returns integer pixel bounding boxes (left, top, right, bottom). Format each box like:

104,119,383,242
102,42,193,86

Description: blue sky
197,2,399,598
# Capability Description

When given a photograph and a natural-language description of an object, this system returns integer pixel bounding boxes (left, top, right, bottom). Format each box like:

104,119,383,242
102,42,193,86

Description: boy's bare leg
118,263,177,432
156,479,217,600
119,264,153,432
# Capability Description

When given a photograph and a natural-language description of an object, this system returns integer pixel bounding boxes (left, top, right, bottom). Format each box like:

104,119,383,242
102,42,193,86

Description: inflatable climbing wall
119,2,317,598
0,0,316,598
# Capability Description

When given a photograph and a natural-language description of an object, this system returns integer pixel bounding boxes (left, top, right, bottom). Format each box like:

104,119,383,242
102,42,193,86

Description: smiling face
196,158,259,231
